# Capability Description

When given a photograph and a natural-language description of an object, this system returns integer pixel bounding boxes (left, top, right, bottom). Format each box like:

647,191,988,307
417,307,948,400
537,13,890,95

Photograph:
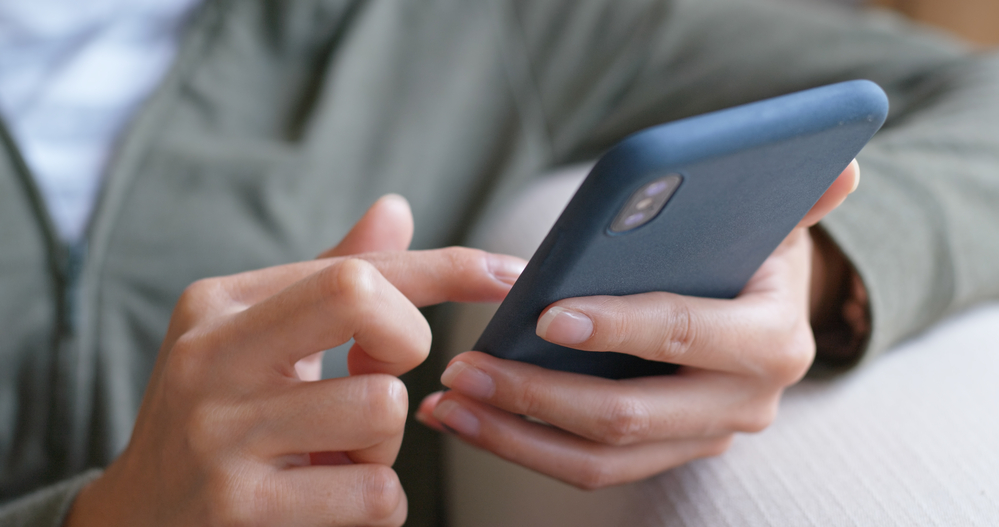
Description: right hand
65,195,526,527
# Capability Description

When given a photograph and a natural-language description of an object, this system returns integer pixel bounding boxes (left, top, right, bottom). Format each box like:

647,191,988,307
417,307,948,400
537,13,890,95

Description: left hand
416,161,862,489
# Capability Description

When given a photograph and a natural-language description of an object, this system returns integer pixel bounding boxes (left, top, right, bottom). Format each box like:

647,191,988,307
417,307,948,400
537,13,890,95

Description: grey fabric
0,470,99,527
821,50,999,370
1,0,998,525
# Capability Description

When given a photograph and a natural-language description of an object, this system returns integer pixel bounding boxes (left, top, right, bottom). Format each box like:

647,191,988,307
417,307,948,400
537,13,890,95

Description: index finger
222,247,525,308
216,249,525,376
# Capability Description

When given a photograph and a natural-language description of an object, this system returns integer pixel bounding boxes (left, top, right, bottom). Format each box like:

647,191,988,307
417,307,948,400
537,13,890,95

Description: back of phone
473,80,888,379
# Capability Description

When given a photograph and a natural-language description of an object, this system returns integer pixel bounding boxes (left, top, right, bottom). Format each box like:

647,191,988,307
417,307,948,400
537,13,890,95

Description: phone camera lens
645,181,669,196
609,173,682,233
623,212,646,227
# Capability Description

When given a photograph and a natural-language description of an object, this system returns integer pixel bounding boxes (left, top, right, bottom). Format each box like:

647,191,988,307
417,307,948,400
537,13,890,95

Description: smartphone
473,80,889,379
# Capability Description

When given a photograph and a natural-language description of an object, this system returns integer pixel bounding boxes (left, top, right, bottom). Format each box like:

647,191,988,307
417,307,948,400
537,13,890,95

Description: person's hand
416,161,863,489
65,195,527,527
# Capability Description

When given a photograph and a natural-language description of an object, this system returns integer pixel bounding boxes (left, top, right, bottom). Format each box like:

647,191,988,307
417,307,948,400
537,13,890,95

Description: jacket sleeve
499,0,999,370
0,470,100,527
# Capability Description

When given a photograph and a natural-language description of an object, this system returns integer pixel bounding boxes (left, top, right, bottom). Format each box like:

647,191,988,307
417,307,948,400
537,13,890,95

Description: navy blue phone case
473,80,889,379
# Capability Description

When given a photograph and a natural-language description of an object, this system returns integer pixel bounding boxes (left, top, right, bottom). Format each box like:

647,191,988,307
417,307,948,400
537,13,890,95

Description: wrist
63,460,131,527
809,226,871,367
63,479,102,527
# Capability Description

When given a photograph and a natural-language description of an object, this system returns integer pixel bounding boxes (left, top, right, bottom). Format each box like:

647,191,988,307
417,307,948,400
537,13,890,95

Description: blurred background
870,0,999,47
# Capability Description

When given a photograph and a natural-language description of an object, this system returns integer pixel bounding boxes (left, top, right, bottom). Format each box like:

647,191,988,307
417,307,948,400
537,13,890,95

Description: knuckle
360,465,403,522
769,325,816,385
573,455,620,490
595,396,652,446
178,278,216,306
324,257,382,305
734,399,779,433
173,278,225,327
359,376,409,436
595,297,631,351
443,246,483,272
440,246,499,288
651,299,697,362
509,376,553,418
440,245,468,259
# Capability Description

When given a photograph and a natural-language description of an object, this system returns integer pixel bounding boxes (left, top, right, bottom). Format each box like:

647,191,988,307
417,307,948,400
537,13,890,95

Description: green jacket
1,0,997,525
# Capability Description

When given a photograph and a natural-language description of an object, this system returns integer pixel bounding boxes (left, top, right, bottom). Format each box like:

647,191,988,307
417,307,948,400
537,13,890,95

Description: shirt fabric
0,0,200,242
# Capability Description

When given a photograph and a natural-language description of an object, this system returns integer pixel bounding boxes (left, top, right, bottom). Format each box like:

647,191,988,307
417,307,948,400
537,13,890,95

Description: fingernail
487,254,526,286
380,193,407,205
441,362,495,400
849,161,861,194
433,400,480,437
536,306,593,344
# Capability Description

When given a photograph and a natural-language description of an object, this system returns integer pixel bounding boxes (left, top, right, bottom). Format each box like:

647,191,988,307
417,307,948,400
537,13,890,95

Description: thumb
798,159,860,228
319,194,415,258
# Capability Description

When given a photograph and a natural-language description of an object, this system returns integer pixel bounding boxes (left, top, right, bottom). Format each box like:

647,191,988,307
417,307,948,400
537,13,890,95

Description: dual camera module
609,173,682,233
